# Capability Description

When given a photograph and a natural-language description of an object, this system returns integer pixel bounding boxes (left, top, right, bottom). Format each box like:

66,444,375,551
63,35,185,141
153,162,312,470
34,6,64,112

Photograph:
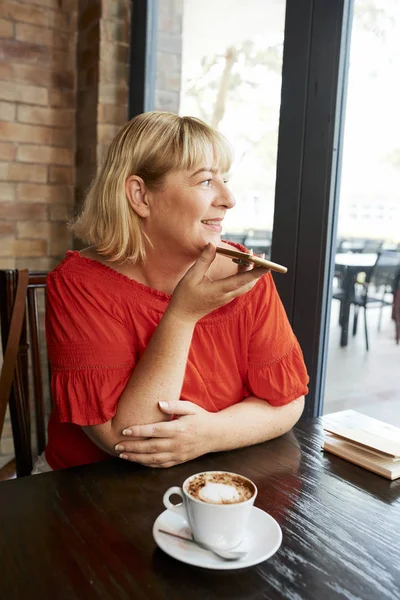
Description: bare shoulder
79,247,139,280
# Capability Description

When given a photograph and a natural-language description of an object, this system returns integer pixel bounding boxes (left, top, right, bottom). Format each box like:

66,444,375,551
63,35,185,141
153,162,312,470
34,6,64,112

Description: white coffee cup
163,471,257,550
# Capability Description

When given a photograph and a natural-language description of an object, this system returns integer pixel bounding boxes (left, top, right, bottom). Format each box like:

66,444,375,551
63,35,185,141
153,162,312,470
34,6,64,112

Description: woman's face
144,165,236,256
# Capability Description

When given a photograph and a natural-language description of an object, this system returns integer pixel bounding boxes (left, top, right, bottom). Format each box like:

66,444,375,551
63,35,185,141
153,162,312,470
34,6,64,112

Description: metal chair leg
378,303,383,332
352,306,359,336
363,307,369,351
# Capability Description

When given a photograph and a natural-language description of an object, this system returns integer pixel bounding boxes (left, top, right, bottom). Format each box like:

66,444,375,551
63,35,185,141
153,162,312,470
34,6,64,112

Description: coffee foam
186,472,254,505
198,482,241,504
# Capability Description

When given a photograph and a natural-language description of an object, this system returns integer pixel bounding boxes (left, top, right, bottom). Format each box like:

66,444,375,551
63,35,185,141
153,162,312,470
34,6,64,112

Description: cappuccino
185,472,255,505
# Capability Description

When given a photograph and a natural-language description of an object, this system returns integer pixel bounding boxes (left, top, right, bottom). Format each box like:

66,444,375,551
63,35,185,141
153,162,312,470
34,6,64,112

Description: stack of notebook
322,411,400,480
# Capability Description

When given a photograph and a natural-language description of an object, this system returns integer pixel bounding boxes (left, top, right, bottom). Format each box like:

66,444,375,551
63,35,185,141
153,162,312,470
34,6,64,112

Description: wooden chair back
0,270,50,478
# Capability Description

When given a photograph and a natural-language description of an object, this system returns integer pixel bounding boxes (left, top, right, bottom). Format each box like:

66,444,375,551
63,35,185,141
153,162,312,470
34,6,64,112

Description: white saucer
152,506,282,570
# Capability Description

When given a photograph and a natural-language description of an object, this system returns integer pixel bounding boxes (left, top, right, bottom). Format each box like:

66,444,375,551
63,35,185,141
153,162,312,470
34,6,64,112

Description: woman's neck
80,246,195,296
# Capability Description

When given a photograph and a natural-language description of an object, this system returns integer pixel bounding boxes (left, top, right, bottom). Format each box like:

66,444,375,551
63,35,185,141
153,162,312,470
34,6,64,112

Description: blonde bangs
174,117,233,174
70,112,233,263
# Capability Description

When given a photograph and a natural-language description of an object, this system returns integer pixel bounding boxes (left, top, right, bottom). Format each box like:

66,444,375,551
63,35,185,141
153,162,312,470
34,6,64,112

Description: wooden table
334,253,377,347
1,415,399,600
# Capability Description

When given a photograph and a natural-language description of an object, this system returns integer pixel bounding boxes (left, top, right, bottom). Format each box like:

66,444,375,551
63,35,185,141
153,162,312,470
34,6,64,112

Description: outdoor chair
351,251,400,350
0,270,50,480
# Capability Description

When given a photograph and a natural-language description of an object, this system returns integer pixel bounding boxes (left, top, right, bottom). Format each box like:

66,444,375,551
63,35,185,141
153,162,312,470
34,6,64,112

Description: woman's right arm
83,244,268,455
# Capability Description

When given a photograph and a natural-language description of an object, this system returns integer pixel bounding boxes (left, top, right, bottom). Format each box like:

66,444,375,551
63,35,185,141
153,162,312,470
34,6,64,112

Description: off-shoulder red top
44,247,309,469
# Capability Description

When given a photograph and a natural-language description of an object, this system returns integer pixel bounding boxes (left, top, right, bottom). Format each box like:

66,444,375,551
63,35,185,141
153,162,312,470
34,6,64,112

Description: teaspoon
158,528,248,561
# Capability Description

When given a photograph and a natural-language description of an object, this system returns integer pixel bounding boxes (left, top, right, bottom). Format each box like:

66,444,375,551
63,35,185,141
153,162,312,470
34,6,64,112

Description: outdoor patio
324,297,400,426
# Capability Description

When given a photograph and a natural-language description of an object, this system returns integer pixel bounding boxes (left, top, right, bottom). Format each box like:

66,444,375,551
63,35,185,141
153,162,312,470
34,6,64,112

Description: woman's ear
125,175,150,217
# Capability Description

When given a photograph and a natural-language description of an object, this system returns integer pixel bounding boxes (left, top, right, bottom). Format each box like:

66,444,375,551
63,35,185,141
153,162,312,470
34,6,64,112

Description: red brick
61,0,78,12
12,239,47,257
0,221,16,235
102,1,129,22
0,63,13,80
16,23,70,50
49,202,73,221
17,220,50,239
0,182,16,201
0,258,16,269
0,237,14,258
48,88,75,108
1,3,69,31
98,123,121,145
10,63,49,86
98,83,128,105
15,256,58,270
50,128,75,148
0,101,16,122
49,166,74,184
0,81,48,105
0,39,50,64
99,60,127,85
0,202,48,220
51,70,74,89
17,145,73,165
0,121,52,144
100,42,129,65
0,18,13,38
7,163,47,183
17,183,73,204
0,221,16,236
101,19,129,44
0,142,16,161
18,105,75,128
49,221,71,255
52,49,74,72
16,0,66,8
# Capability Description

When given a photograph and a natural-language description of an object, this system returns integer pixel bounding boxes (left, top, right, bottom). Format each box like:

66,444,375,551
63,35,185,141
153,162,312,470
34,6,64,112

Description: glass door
324,0,400,424
179,0,287,256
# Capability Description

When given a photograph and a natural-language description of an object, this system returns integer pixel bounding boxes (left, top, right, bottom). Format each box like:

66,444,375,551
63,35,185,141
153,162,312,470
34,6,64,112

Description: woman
34,112,308,473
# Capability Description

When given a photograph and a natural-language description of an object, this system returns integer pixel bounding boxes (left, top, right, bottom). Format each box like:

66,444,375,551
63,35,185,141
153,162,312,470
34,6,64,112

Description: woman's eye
200,179,212,186
223,179,229,184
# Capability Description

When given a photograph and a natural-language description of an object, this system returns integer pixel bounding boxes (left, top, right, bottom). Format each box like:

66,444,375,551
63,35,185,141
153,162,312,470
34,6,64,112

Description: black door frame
272,0,352,417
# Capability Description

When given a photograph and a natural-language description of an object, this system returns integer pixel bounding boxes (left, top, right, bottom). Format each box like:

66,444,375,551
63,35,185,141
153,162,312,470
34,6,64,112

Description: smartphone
215,247,288,274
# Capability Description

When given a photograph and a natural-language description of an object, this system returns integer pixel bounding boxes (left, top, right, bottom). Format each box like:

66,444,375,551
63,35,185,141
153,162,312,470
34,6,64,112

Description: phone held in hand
215,247,288,274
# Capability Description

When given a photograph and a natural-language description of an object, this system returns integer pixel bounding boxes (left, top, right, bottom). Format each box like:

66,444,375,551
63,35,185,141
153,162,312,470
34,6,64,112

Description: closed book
322,410,400,480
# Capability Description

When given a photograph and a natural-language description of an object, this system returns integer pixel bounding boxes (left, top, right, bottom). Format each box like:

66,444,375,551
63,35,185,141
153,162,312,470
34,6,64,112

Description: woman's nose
217,184,236,209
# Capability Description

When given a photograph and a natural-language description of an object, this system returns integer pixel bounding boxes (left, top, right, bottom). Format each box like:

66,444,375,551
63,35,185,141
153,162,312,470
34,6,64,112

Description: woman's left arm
114,395,304,468
202,395,305,451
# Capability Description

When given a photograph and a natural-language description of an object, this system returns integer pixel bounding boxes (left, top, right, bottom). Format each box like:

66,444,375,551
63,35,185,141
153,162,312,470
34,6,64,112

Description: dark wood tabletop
1,415,400,600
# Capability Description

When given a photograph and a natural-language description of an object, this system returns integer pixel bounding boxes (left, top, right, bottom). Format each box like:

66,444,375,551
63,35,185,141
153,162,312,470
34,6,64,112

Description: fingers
186,243,216,280
116,438,171,455
119,451,176,467
219,266,269,295
122,420,178,438
158,400,199,416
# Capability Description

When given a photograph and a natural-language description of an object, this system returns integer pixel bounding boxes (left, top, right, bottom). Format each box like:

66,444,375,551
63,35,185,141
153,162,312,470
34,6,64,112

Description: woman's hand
114,401,217,468
168,243,268,324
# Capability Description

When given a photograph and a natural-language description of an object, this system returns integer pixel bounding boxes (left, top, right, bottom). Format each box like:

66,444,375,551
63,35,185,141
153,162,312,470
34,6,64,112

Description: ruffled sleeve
246,274,309,406
46,269,136,426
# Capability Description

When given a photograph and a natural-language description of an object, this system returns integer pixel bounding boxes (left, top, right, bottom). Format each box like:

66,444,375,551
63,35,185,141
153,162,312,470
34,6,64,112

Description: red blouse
45,247,309,469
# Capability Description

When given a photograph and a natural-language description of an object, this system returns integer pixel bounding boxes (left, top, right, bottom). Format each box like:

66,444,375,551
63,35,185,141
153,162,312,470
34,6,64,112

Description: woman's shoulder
47,249,172,313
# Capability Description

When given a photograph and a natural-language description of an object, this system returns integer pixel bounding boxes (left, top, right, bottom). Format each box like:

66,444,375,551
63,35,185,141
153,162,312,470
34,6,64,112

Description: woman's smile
201,218,224,232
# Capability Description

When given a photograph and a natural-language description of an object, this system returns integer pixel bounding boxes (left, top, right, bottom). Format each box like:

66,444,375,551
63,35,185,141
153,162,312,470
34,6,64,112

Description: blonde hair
70,111,233,263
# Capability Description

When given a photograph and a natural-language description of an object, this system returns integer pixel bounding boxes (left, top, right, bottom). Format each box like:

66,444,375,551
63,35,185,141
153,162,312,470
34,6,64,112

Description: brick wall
0,0,77,273
0,0,183,471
